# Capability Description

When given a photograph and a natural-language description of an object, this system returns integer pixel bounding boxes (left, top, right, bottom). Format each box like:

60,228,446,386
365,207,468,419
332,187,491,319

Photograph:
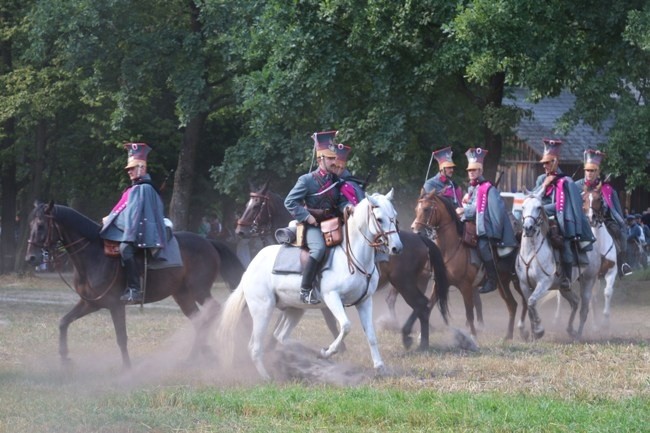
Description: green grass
1,382,648,433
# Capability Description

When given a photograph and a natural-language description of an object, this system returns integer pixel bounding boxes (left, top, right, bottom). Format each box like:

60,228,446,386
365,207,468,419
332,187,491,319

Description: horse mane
54,205,101,240
436,194,463,237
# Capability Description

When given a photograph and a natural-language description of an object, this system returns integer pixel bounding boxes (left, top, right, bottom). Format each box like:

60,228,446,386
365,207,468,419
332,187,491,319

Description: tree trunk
168,113,207,230
0,118,17,274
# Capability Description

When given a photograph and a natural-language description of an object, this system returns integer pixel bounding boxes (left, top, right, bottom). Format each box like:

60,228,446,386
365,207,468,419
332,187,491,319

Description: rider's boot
478,258,498,294
120,257,143,303
300,257,321,305
559,261,572,291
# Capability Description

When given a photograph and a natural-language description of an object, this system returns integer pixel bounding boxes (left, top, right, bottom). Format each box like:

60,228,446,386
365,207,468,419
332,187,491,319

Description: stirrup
120,288,143,304
620,263,633,276
300,289,320,305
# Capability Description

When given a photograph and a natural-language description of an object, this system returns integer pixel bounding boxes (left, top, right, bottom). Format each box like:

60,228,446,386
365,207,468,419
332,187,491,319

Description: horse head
411,189,461,239
362,189,403,255
583,188,604,226
235,181,272,238
521,191,547,238
25,201,58,266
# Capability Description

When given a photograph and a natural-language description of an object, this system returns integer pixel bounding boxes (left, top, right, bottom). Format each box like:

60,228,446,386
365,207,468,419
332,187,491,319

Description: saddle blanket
147,235,183,270
272,244,333,275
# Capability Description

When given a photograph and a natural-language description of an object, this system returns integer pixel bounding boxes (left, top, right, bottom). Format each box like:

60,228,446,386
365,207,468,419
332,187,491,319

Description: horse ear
367,193,378,207
260,180,269,194
385,188,394,201
46,200,54,214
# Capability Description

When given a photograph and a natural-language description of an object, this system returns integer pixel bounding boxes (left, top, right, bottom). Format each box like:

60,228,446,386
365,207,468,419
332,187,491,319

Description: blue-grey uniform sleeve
284,174,311,222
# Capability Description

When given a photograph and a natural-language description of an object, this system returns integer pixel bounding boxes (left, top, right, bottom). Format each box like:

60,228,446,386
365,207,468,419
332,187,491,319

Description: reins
36,211,120,302
236,192,273,236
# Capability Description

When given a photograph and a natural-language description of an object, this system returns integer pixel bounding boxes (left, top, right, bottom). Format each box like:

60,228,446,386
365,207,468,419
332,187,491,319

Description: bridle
412,196,440,239
236,192,273,237
342,200,399,307
28,207,117,301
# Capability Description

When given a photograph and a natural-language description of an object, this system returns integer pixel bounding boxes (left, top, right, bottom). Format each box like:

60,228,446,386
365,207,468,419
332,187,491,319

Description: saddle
272,244,334,275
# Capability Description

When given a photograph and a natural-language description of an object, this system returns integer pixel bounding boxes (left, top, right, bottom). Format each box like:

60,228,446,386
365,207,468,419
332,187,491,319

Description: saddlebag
321,217,343,247
462,221,478,248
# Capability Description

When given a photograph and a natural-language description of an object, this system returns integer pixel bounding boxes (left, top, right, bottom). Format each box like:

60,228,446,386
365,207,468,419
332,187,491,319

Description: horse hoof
402,335,413,350
374,364,388,377
533,329,545,340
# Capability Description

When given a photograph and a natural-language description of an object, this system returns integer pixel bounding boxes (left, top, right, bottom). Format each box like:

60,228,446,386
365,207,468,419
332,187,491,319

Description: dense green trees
1,0,648,273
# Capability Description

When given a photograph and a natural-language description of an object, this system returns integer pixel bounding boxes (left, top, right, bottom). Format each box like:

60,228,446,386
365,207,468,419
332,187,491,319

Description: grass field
0,271,648,432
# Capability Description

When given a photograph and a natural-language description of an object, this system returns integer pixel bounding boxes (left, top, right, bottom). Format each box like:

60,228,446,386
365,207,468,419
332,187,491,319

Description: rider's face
542,159,557,175
127,164,146,181
442,167,454,178
585,168,598,181
319,156,339,174
467,168,481,181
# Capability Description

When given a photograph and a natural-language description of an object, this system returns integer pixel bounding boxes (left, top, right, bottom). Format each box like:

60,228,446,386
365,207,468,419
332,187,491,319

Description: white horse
218,190,403,379
554,190,617,327
516,190,598,340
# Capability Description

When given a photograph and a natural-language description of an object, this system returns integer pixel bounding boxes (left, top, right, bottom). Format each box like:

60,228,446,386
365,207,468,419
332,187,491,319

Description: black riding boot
120,257,143,303
479,259,498,294
300,257,320,305
560,261,572,291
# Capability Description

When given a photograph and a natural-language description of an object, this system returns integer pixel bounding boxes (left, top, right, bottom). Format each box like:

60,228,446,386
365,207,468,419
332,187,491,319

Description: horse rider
100,143,167,304
534,138,595,290
423,146,463,207
285,130,351,304
457,148,517,294
333,143,366,206
575,149,632,276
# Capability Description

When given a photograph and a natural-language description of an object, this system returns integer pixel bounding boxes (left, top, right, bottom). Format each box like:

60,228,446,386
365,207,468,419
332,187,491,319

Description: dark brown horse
25,202,245,368
236,183,450,350
411,190,527,340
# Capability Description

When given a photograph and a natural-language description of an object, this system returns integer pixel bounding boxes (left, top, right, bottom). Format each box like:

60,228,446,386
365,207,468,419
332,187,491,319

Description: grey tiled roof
504,88,611,163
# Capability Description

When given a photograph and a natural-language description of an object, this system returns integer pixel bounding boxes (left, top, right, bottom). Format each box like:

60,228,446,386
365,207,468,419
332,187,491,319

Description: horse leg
459,284,477,337
355,297,385,373
575,275,596,339
319,293,350,359
59,300,100,367
396,284,431,350
385,286,400,329
108,305,131,368
496,272,518,340
560,289,580,340
272,308,305,346
527,284,549,340
321,308,346,353
511,276,529,341
246,295,275,380
553,291,562,325
473,287,484,328
172,293,204,360
602,267,616,327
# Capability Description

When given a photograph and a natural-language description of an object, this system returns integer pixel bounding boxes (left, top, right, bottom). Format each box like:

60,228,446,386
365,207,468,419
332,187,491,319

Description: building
498,88,647,213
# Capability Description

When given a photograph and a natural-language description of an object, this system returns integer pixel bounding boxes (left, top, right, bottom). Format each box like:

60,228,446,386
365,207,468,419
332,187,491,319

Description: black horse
236,183,450,350
25,202,245,368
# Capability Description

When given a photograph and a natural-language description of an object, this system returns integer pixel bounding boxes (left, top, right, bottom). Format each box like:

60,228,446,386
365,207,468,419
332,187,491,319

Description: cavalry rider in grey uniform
575,149,631,276
423,146,463,207
100,143,167,303
334,143,366,206
285,131,351,304
457,148,517,294
534,139,595,290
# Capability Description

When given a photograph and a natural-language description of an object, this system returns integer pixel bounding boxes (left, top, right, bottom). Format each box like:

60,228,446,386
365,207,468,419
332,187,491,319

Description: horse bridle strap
236,192,272,235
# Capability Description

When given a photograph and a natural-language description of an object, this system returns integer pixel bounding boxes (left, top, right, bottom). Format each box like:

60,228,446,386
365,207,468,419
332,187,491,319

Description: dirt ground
0,271,648,391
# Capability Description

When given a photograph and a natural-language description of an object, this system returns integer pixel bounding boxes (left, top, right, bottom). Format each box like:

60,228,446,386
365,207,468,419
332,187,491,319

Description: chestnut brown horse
235,183,450,350
411,190,527,340
25,202,245,368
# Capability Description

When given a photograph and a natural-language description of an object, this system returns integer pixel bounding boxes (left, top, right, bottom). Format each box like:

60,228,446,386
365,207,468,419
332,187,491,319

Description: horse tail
217,284,247,366
209,239,245,291
422,235,450,325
